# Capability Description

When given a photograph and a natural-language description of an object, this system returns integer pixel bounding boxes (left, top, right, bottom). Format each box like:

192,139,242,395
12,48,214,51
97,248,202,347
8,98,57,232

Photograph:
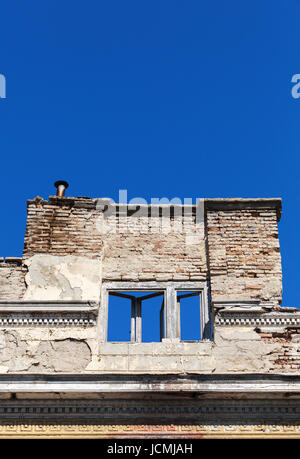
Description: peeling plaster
0,330,92,373
23,255,102,301
30,338,92,372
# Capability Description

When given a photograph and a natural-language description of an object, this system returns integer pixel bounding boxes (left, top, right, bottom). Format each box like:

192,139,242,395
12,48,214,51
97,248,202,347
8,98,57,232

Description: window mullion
136,298,142,343
166,286,177,339
131,298,136,343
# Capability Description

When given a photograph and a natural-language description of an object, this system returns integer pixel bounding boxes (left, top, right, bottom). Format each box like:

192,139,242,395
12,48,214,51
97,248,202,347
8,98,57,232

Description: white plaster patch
23,255,102,301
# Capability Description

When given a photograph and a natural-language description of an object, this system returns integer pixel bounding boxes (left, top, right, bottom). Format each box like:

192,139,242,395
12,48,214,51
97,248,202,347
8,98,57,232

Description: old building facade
0,183,299,438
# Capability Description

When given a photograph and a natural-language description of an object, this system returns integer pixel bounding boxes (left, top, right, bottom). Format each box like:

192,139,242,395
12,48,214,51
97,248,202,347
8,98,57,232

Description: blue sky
0,1,299,307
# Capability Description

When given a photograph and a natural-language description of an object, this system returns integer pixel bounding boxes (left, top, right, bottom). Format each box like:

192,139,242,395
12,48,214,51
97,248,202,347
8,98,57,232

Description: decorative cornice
0,421,300,438
0,314,96,327
0,302,98,327
0,399,300,438
0,399,299,420
215,312,300,327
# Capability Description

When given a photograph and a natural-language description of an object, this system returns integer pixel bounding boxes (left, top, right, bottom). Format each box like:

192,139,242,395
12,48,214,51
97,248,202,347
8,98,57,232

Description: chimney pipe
54,180,69,197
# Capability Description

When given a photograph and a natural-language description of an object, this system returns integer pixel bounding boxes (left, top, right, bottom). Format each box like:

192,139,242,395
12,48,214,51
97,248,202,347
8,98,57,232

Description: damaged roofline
27,196,282,221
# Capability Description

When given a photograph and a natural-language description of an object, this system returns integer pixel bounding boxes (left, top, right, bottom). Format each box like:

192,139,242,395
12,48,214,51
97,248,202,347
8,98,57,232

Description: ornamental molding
0,399,299,420
0,399,299,438
0,421,299,438
0,302,98,327
0,314,96,327
215,312,300,327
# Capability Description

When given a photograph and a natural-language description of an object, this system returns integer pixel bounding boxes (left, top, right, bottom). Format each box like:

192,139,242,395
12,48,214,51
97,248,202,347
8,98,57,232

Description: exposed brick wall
102,232,207,281
258,329,300,372
101,208,207,281
206,204,282,305
0,258,26,300
23,196,103,259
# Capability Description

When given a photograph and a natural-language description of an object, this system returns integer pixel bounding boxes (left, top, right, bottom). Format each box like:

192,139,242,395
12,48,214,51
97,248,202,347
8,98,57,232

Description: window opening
107,291,165,343
177,291,201,341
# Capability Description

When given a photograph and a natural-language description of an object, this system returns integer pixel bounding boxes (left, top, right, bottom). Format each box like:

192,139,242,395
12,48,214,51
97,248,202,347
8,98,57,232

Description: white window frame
99,281,210,343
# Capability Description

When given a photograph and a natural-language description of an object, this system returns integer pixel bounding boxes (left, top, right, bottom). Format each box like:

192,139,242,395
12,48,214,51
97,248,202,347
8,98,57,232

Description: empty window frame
101,282,211,343
177,291,209,341
107,291,165,343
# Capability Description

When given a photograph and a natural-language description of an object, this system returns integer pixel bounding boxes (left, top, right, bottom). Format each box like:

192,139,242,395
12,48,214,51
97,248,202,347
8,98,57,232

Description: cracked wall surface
0,329,92,373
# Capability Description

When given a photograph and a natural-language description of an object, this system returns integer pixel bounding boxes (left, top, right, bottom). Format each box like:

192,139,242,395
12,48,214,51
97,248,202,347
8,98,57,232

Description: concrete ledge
0,373,300,394
0,301,98,312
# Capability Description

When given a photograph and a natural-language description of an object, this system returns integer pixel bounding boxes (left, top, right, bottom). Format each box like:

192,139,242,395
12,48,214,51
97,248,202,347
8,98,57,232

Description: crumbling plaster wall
0,321,296,374
96,325,293,374
0,327,94,373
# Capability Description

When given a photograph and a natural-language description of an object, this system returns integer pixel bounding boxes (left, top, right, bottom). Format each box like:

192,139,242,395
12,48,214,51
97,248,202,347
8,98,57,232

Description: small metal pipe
54,180,69,197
